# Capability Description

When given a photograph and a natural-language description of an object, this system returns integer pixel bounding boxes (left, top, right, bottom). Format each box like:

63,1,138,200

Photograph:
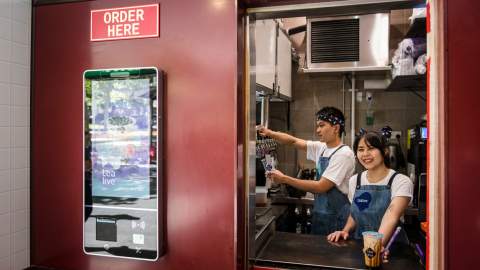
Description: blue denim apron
311,145,350,235
351,171,408,243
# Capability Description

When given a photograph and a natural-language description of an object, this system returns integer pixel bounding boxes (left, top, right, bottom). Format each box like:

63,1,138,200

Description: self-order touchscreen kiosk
83,67,163,260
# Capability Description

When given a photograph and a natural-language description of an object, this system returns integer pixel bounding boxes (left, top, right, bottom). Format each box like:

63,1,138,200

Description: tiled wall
0,0,31,270
282,72,426,170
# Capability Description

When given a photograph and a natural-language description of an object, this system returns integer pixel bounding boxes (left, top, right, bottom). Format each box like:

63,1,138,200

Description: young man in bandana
259,106,355,235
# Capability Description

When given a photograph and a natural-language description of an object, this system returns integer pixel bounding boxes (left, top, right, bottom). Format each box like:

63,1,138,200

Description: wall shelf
405,17,426,39
386,75,426,92
386,16,427,94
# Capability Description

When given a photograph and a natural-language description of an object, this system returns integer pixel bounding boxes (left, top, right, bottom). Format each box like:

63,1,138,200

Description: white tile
0,39,11,62
0,235,11,259
12,1,30,24
12,189,26,211
0,254,10,270
0,106,10,126
12,106,27,127
12,250,26,270
12,148,27,169
10,64,28,86
12,230,26,253
0,61,10,83
12,127,26,148
11,43,28,66
11,21,29,45
0,149,10,170
0,191,10,214
0,127,9,147
0,6,32,269
25,192,28,210
0,83,10,105
12,209,26,233
0,17,11,40
25,148,28,169
0,0,11,20
0,127,9,148
0,170,10,193
11,85,28,106
25,129,29,149
12,169,26,190
0,213,11,236
25,228,29,253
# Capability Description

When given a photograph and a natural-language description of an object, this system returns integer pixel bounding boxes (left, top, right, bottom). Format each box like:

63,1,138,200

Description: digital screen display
84,68,163,260
420,127,428,139
90,78,152,198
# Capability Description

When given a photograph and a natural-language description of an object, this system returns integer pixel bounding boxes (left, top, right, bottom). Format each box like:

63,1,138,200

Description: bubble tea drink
362,231,383,268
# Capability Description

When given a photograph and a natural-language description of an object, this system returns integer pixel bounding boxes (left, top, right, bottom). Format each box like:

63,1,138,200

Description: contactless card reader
83,67,164,260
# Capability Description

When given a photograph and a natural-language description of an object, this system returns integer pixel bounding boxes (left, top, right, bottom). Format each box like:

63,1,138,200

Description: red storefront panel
32,0,238,269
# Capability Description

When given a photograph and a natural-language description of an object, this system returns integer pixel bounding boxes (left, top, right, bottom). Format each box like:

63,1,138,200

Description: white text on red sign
91,4,159,42
104,9,144,37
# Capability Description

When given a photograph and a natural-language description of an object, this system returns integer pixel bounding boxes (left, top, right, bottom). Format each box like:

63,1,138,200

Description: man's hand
257,125,272,137
266,169,287,184
327,231,349,242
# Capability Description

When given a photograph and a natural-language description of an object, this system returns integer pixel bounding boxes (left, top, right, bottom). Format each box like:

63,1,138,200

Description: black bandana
316,111,345,129
357,126,392,139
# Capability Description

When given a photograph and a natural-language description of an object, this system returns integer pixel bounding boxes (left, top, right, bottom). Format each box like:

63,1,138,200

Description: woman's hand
381,247,390,263
256,125,271,137
266,169,287,184
327,231,349,242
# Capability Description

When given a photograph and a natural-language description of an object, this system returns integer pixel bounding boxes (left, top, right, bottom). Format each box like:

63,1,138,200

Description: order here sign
91,4,159,41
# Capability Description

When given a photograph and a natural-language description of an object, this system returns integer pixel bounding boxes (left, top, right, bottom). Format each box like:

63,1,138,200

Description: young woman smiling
327,130,413,252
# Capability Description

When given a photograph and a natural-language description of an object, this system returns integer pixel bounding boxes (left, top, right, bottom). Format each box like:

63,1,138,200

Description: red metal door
446,0,480,269
32,1,238,269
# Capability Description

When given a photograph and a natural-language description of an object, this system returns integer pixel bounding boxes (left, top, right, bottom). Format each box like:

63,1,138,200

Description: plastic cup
362,231,383,268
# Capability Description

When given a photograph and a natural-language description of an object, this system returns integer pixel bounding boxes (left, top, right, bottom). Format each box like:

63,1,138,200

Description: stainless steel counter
254,205,289,256
254,232,423,270
270,194,315,205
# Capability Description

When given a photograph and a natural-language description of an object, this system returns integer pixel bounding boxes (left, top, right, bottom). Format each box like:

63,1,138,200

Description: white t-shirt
347,169,414,203
306,141,355,195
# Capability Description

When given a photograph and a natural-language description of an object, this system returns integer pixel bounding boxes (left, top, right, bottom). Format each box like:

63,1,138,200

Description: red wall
244,0,332,7
446,0,480,269
32,1,238,269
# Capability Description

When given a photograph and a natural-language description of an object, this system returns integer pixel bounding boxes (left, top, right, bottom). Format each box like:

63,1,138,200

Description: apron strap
387,171,399,189
356,171,398,189
356,171,363,189
327,144,346,160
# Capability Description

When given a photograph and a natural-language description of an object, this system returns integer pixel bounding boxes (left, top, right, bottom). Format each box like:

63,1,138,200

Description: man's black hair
315,106,345,138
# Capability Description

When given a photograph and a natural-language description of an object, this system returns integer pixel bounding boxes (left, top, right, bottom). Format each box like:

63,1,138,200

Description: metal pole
262,95,270,129
351,72,356,148
342,74,346,126
246,15,256,261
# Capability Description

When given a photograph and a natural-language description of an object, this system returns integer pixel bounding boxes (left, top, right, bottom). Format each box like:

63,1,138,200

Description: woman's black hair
353,130,390,168
315,106,345,138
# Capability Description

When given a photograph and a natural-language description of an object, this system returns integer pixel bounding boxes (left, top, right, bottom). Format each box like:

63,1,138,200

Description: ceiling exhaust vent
310,19,359,63
306,13,390,72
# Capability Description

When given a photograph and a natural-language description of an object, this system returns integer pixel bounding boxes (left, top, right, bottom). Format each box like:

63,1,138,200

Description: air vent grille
310,19,360,63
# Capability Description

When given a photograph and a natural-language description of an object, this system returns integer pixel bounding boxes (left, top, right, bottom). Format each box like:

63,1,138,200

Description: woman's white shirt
347,169,414,203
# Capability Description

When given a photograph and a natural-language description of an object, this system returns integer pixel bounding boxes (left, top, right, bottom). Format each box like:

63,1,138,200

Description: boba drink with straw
362,231,383,268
